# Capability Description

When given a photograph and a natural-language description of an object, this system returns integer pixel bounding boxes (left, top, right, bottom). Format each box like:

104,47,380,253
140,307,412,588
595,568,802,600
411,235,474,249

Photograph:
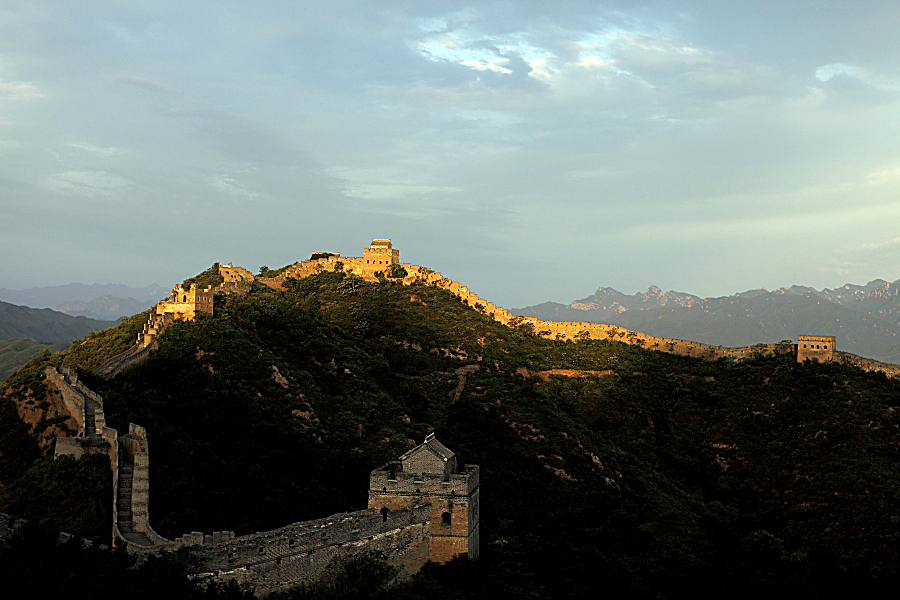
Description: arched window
442,512,451,526
182,295,187,302
381,507,389,522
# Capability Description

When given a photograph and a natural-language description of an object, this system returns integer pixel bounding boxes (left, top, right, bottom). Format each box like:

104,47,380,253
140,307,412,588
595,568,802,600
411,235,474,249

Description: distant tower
797,335,836,362
369,434,480,562
362,239,400,272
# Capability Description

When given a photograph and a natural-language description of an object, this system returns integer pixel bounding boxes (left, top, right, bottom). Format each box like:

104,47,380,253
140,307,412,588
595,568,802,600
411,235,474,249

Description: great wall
11,239,900,595
46,355,479,595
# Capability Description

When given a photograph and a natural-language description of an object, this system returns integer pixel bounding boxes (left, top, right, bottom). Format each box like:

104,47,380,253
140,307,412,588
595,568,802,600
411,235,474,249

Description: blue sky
3,1,900,307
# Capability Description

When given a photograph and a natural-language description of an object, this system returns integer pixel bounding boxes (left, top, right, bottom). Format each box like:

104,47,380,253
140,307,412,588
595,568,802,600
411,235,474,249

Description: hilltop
3,247,900,598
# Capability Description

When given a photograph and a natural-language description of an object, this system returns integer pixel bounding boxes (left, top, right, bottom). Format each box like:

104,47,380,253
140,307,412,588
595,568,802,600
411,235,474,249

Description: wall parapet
186,505,431,596
370,464,479,498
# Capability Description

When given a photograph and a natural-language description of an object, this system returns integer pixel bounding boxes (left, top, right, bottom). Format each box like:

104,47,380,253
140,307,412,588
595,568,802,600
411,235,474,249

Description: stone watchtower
797,335,836,362
154,284,215,321
369,434,480,562
362,239,399,270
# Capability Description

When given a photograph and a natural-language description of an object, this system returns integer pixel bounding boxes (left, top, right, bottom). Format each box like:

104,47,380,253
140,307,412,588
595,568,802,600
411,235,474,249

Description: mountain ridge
512,278,900,363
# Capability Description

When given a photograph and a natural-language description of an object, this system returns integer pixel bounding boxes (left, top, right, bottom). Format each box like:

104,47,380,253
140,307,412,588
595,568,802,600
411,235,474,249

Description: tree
387,264,408,279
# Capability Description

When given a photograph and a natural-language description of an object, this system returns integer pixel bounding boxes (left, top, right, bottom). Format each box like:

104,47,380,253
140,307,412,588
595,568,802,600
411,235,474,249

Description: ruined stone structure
369,434,480,563
48,364,473,593
153,283,215,321
797,335,836,363
47,366,170,550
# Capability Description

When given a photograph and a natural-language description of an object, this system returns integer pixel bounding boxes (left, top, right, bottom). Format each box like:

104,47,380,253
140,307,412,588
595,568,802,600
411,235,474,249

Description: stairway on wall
82,394,98,436
116,453,152,547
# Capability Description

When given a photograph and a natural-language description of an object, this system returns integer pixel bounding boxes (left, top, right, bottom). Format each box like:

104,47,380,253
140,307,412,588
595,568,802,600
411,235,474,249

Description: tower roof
399,433,455,464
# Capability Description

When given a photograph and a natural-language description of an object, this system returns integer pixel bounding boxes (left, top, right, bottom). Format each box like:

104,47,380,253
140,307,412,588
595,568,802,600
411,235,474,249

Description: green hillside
0,301,116,344
3,271,900,598
0,339,68,381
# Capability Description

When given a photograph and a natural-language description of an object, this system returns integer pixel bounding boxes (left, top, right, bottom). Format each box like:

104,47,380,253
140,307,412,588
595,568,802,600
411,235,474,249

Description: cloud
0,81,46,101
44,170,132,199
67,143,126,155
815,62,900,93
857,237,900,251
815,63,869,82
866,167,900,186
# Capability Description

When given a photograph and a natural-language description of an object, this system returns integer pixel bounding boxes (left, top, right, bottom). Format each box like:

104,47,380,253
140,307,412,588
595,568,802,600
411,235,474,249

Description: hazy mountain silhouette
513,279,900,363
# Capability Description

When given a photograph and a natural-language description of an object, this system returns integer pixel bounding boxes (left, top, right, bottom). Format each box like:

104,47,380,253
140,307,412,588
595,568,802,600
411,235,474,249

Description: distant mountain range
512,279,900,364
0,283,164,320
0,301,120,381
0,301,116,344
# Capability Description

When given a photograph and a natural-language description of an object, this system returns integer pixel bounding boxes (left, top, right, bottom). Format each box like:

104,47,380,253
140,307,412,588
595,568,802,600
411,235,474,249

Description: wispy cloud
44,170,132,199
67,143,126,155
815,62,900,92
866,167,900,186
857,237,900,251
0,81,46,101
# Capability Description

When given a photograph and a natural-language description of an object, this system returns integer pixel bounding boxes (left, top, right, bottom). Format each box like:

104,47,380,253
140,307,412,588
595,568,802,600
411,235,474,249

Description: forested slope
3,271,900,598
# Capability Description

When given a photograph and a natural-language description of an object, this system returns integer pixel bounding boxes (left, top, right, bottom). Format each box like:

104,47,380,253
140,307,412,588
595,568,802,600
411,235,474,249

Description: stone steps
116,455,137,538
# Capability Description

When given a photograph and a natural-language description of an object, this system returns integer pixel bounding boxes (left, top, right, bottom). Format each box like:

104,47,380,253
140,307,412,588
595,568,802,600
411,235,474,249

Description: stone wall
834,351,900,378
189,505,431,596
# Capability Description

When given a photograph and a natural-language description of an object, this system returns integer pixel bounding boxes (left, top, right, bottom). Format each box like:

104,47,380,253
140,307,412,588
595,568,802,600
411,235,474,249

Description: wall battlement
185,505,431,595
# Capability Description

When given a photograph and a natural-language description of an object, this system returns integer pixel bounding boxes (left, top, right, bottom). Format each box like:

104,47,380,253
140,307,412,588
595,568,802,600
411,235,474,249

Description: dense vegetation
3,270,900,597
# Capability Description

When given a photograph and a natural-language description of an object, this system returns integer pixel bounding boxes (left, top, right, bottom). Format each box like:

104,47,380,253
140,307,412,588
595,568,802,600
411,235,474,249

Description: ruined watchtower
369,434,480,563
797,335,836,362
154,284,215,321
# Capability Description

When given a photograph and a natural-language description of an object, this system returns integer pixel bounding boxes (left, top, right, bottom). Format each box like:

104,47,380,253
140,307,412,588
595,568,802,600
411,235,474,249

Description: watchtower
362,239,399,269
369,434,480,562
154,284,215,321
797,335,836,362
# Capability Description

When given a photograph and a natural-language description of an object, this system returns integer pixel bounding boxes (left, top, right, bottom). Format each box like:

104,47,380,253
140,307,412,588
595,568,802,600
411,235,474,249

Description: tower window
442,512,451,526
381,507,389,523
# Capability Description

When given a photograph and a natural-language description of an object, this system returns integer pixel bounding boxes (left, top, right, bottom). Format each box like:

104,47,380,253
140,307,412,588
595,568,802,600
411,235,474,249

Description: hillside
513,280,900,363
0,301,116,344
0,339,68,381
3,271,900,597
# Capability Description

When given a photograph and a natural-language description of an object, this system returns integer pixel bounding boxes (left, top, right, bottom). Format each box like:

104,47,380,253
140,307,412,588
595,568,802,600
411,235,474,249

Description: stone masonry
369,434,480,562
797,335,836,363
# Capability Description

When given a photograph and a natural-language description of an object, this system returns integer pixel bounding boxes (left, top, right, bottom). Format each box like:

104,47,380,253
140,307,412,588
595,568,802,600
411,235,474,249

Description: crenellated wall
45,363,456,594
185,505,431,596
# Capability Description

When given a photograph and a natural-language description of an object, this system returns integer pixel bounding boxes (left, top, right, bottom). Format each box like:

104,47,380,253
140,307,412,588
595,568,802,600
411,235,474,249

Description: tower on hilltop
369,434,480,562
363,239,399,267
797,335,836,362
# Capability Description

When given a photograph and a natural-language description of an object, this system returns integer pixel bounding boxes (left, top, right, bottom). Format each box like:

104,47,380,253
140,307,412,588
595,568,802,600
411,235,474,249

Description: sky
3,1,900,308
